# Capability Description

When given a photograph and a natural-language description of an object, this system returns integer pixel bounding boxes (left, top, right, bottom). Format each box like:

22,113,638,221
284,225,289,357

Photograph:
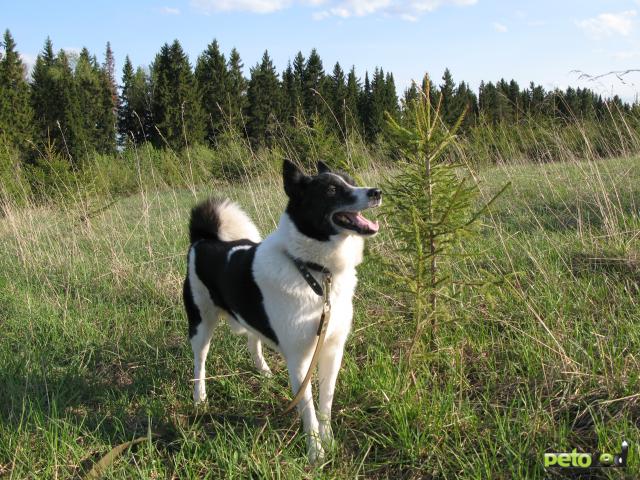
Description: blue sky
4,0,640,101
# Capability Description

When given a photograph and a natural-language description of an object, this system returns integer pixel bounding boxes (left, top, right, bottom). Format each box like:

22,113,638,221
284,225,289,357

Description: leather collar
285,252,331,296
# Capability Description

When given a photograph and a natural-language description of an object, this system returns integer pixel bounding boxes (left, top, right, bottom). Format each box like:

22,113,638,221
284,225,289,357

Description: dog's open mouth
332,210,379,235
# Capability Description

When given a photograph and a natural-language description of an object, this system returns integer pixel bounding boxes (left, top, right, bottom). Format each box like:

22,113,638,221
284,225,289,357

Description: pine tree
195,39,229,144
227,48,247,131
246,50,281,145
150,40,205,149
0,29,33,155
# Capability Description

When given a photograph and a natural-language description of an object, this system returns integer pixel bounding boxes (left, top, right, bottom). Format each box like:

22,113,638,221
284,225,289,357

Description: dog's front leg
317,339,345,448
286,354,323,463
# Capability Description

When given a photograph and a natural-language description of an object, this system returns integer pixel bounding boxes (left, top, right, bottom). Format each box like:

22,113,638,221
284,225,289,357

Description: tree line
1,29,637,165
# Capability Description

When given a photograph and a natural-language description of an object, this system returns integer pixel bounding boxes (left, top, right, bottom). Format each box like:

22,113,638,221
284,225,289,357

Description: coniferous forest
1,29,639,201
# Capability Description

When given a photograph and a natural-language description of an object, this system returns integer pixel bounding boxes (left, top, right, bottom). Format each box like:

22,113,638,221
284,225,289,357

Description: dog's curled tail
189,198,261,244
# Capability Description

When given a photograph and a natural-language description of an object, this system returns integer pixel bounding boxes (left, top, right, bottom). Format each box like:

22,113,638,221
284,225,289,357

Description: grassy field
1,155,640,479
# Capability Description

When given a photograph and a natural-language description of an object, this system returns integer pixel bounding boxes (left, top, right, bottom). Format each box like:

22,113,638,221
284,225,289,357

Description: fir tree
359,71,373,140
53,49,85,162
403,83,419,112
452,81,477,129
246,50,281,145
119,57,136,143
302,48,324,120
0,29,33,155
195,39,229,144
368,67,386,140
383,72,399,120
292,51,305,118
75,48,103,151
328,62,347,132
31,38,57,152
135,67,153,134
439,68,456,125
31,41,86,163
528,82,546,115
281,61,297,125
345,66,361,129
507,79,521,122
227,48,247,131
150,40,205,149
103,42,118,115
96,43,118,153
479,81,510,123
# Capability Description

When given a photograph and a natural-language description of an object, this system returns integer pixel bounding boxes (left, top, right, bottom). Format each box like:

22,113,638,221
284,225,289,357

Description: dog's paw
307,436,325,465
319,422,335,450
257,366,273,378
193,386,207,406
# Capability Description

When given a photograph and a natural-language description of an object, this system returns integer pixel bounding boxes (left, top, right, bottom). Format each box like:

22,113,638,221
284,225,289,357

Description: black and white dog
183,159,381,461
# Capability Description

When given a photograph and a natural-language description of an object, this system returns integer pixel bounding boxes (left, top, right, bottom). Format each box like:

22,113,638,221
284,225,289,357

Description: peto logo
544,441,629,468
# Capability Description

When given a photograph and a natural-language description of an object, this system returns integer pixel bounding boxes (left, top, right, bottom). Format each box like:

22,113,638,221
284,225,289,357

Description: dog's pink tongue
352,212,379,233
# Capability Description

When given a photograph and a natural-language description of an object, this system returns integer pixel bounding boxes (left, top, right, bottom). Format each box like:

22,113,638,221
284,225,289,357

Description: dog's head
283,159,382,242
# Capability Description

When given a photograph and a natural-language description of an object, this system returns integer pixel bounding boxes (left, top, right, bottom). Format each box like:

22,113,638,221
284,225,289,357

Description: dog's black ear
283,159,306,198
317,160,331,174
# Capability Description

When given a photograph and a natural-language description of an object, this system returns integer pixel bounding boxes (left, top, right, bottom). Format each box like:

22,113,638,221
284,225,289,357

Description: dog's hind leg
184,274,220,405
189,310,218,404
247,335,272,377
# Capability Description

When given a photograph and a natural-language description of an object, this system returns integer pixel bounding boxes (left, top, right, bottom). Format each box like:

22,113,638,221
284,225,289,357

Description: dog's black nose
367,188,382,200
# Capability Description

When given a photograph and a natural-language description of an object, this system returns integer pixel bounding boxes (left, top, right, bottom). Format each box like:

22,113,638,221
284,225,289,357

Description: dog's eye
327,185,337,196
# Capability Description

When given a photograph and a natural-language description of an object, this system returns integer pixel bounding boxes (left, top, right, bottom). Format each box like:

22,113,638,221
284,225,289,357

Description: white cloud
576,10,636,38
62,47,82,57
20,53,37,76
612,50,639,60
314,0,478,20
312,9,330,19
191,0,292,14
493,21,507,32
159,6,181,15
192,0,477,19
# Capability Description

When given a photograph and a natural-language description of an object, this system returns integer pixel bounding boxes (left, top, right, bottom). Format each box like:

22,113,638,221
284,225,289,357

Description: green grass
1,156,640,479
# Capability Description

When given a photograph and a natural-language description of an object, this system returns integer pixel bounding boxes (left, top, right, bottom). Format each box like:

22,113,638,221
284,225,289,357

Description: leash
281,267,332,415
